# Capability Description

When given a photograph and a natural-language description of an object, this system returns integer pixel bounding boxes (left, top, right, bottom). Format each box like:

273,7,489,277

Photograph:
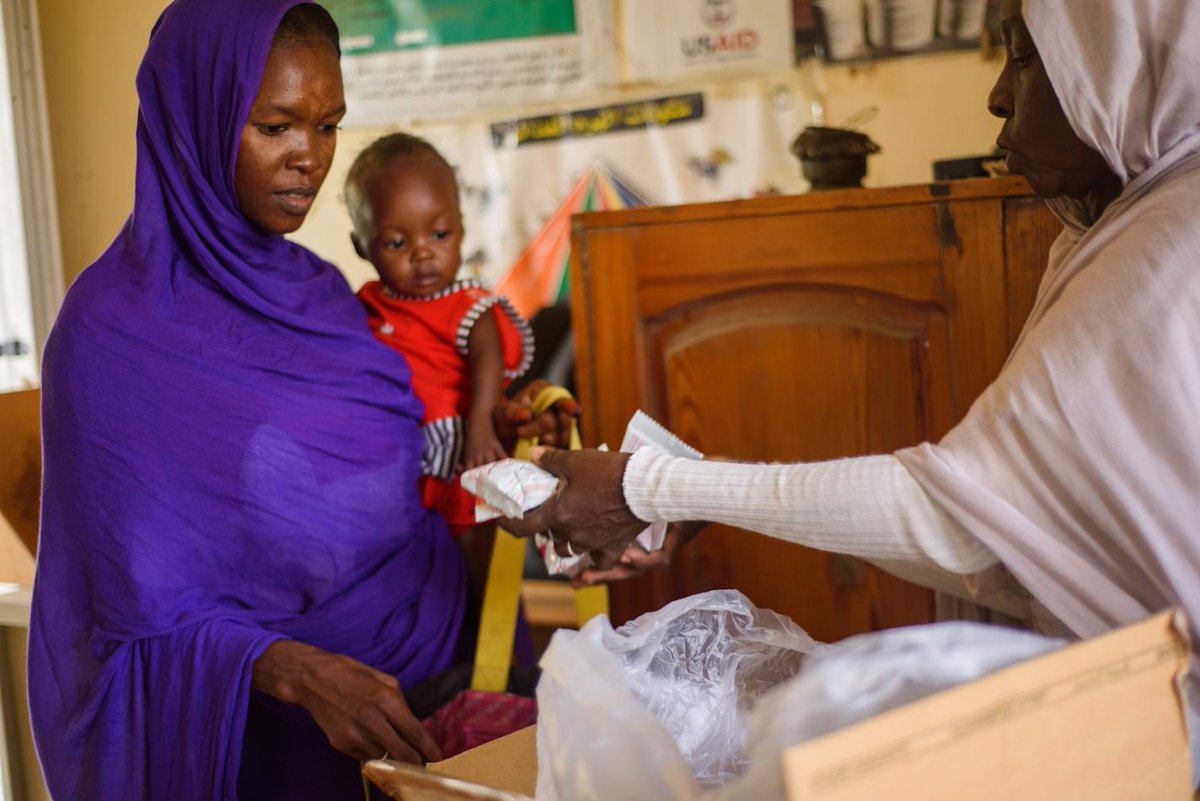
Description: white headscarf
896,0,1200,728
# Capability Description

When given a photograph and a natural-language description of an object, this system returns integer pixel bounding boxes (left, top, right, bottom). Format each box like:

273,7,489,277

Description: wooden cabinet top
572,176,1037,230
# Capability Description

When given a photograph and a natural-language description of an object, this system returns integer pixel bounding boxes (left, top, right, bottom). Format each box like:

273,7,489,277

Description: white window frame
2,0,63,386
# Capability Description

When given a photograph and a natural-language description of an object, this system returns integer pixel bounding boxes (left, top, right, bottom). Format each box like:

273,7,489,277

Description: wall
36,0,1003,287
37,0,162,285
824,51,1002,189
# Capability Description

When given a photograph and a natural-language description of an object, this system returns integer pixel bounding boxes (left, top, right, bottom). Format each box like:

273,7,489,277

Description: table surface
0,584,31,628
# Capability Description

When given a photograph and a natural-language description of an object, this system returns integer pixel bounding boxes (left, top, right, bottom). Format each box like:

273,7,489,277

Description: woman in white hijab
507,0,1200,764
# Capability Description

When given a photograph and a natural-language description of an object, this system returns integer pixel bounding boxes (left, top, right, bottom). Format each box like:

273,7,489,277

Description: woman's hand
570,520,709,588
252,640,440,765
500,446,648,568
494,379,580,451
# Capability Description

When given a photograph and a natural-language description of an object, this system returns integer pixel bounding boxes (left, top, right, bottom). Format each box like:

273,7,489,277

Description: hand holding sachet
462,410,703,576
460,457,589,576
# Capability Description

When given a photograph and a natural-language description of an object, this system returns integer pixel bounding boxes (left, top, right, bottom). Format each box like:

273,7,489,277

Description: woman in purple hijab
30,1,563,798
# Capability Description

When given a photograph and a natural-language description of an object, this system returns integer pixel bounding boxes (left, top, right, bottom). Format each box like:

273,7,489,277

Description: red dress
358,279,533,529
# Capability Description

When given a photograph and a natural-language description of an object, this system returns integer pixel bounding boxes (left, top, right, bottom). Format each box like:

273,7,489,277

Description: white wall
822,51,1003,189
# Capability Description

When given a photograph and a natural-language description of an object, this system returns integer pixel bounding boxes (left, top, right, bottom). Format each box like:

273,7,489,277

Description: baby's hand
464,421,509,470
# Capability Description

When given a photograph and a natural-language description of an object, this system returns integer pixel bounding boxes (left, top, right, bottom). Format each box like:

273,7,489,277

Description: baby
346,133,532,532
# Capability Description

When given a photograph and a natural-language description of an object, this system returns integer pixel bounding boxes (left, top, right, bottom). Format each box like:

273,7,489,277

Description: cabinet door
571,189,1047,642
644,289,948,642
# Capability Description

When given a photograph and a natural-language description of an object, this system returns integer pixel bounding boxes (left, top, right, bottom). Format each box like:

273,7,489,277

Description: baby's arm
464,307,509,468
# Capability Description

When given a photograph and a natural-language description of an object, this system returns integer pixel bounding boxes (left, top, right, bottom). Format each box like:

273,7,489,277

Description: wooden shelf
520,579,579,629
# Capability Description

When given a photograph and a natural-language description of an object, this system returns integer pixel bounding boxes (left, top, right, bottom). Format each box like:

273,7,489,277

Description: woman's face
235,39,345,235
988,0,1117,200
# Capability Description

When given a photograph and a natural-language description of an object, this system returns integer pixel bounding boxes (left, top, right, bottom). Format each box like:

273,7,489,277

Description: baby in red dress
345,133,532,532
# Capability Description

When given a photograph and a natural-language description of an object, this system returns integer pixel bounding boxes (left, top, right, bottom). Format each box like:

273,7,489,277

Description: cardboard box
364,725,536,801
784,611,1193,800
365,612,1192,800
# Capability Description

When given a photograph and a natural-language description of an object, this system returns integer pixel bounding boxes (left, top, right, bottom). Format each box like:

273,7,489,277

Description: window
0,11,35,392
0,0,62,394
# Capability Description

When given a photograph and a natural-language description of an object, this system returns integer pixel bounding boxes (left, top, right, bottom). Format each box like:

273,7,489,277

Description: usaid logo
684,0,758,59
700,0,736,29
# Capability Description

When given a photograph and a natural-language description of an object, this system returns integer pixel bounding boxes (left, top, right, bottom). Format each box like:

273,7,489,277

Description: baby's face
361,156,463,296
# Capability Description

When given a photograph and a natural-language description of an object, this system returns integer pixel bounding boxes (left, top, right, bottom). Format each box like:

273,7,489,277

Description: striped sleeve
454,294,535,381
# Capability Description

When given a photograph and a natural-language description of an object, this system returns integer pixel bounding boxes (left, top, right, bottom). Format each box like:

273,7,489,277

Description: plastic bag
536,590,821,799
536,590,1063,801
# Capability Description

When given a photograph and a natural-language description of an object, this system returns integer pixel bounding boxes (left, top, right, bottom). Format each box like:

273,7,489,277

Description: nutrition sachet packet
461,458,559,522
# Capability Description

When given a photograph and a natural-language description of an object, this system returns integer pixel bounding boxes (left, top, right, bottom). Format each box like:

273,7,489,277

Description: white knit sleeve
621,449,997,575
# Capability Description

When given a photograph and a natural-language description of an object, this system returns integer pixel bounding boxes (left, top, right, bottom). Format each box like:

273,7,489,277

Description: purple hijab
30,1,464,798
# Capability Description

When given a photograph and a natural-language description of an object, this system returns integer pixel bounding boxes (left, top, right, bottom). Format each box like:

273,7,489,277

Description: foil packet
461,458,559,522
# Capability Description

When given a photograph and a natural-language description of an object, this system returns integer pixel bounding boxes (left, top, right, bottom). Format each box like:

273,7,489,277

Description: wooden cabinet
568,176,1061,643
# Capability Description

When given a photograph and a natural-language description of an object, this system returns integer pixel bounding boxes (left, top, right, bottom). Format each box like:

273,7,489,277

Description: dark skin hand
252,640,440,764
494,379,580,451
500,446,650,569
570,520,710,588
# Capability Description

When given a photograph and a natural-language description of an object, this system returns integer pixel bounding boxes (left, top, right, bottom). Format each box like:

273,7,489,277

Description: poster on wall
616,0,796,84
324,0,603,126
796,0,1001,63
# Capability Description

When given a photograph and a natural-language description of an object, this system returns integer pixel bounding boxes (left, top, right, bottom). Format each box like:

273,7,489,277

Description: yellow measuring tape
470,385,610,693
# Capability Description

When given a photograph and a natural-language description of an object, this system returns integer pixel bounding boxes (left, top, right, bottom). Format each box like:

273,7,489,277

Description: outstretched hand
500,446,648,568
251,640,440,765
570,520,709,587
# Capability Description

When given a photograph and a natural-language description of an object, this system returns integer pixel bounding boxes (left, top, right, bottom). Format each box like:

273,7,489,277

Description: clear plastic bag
536,590,1063,801
536,590,821,800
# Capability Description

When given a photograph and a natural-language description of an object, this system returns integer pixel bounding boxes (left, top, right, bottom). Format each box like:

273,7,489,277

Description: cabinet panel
645,287,951,459
642,288,947,640
630,204,944,316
